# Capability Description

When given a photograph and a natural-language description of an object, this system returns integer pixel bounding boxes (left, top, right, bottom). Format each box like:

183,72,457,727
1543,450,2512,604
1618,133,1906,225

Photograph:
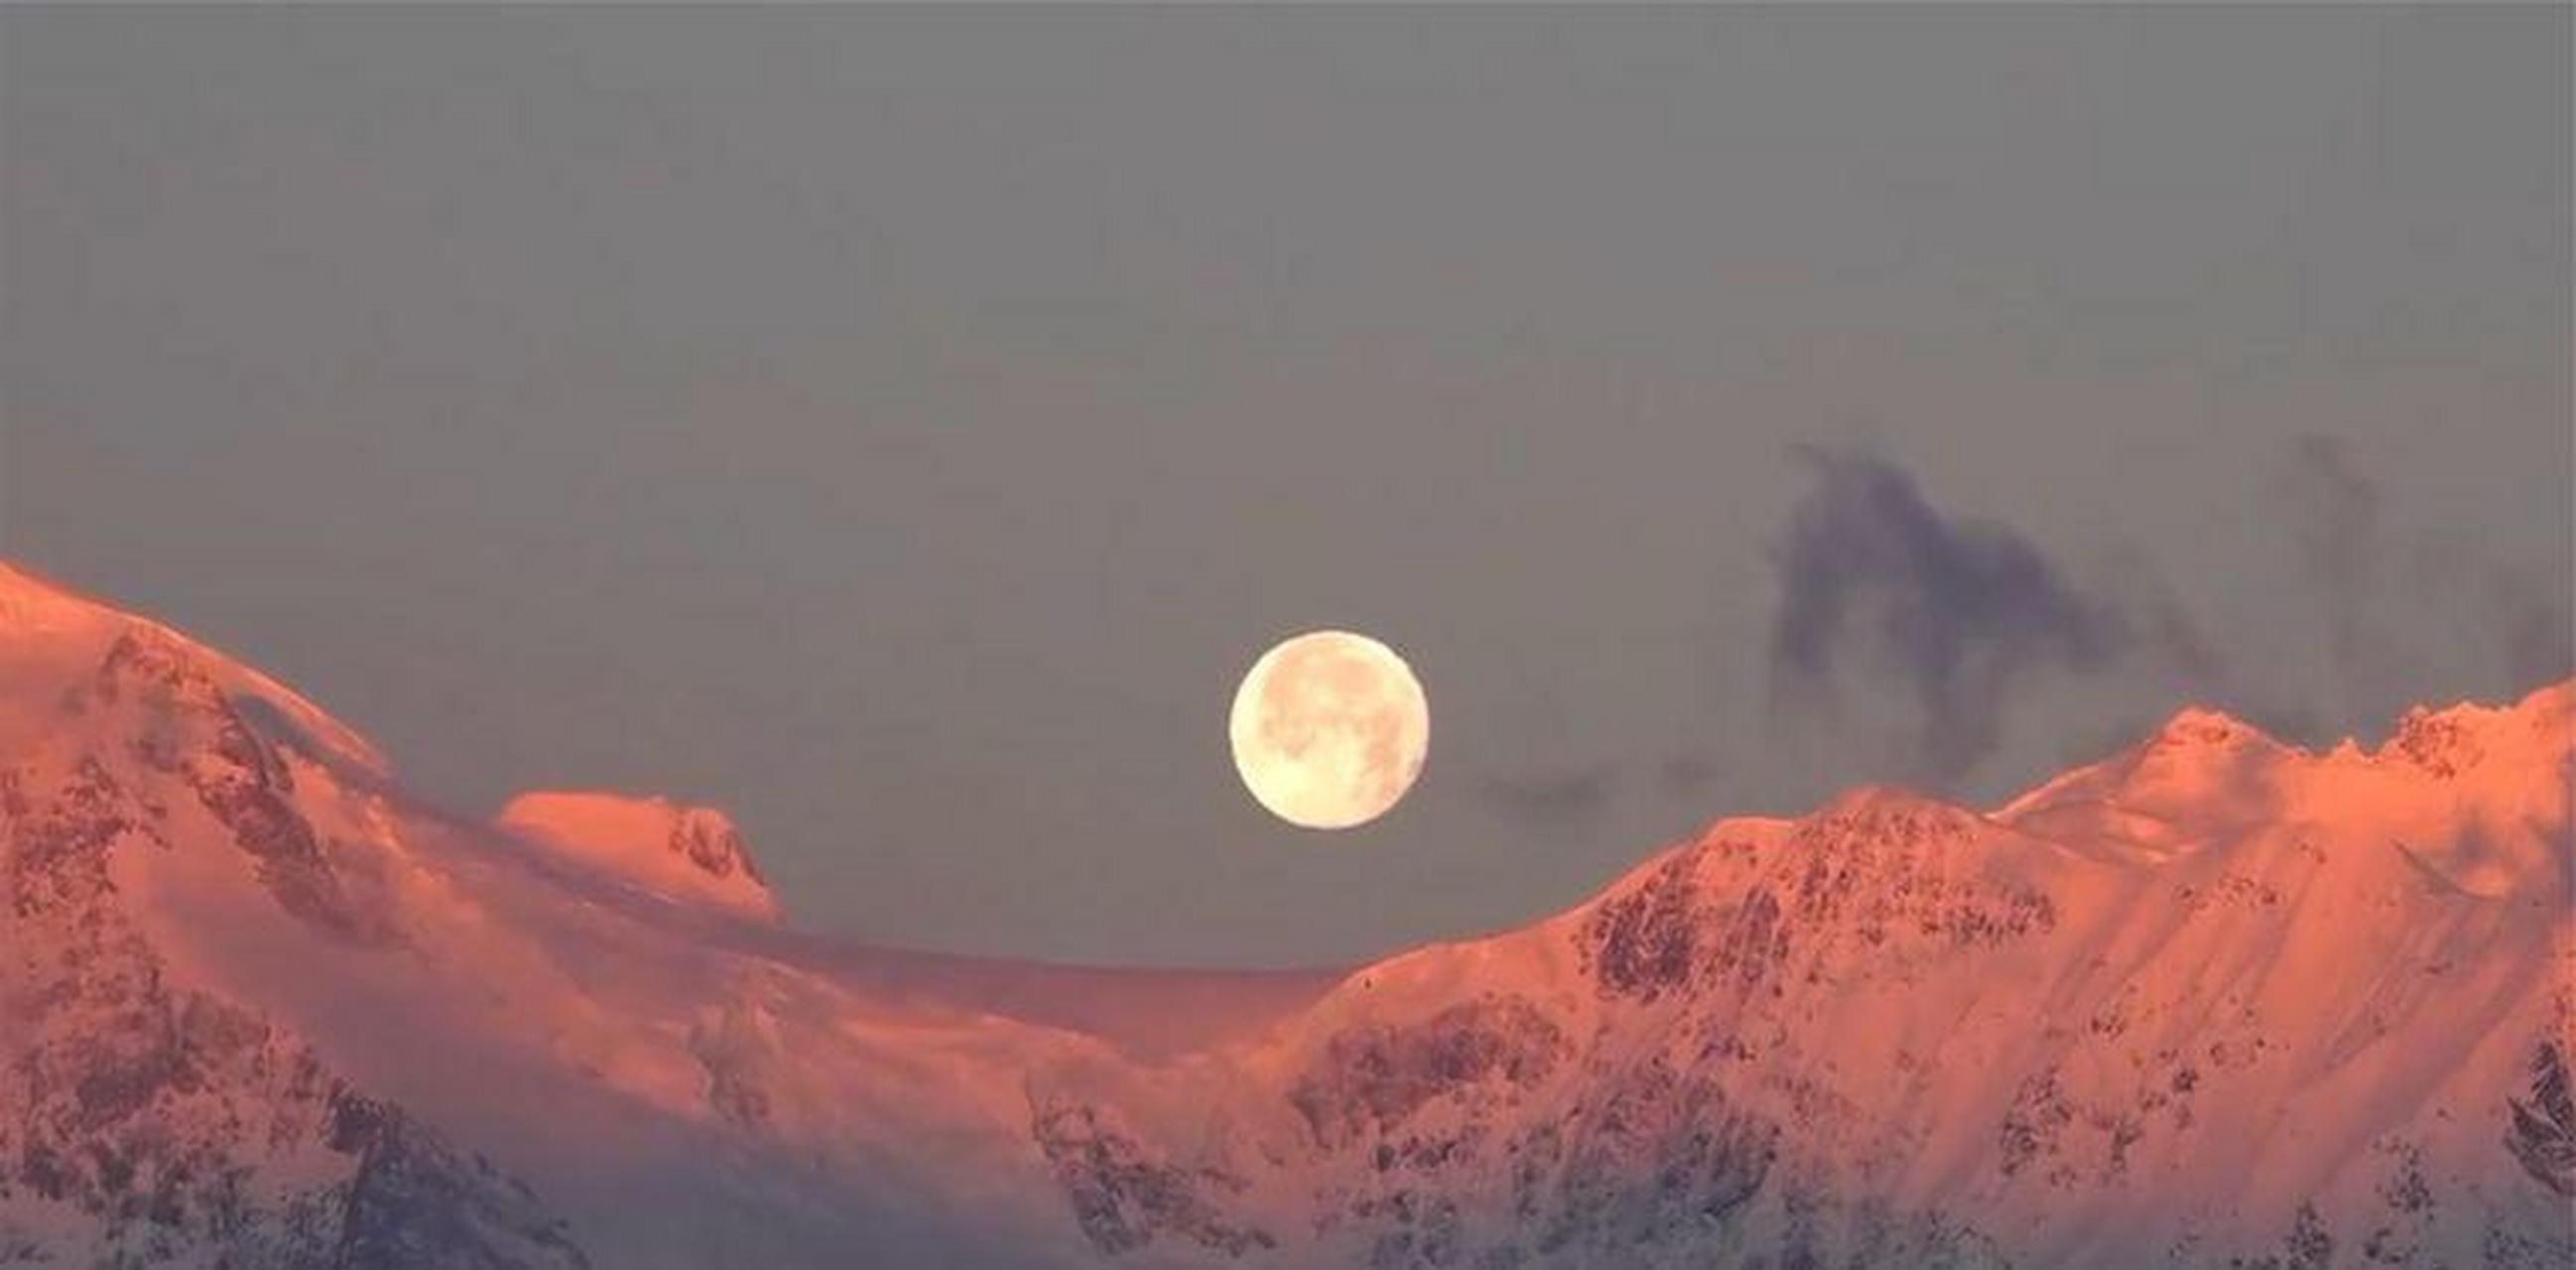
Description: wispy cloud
1472,764,1620,824
1765,447,2129,784
2270,435,2382,680
2269,434,2571,698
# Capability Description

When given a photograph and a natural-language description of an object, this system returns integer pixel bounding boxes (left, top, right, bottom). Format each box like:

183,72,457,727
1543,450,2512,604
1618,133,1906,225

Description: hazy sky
4,8,2567,967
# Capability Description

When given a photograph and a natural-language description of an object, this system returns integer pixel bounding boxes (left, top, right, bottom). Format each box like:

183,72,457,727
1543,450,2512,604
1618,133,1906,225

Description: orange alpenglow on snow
2,554,2571,1267
1996,684,2574,894
495,790,779,922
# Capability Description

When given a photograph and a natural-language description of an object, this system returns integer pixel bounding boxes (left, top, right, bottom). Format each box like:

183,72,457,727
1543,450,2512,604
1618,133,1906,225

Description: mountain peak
0,559,121,646
0,559,390,775
2,559,2568,1267
2144,703,2278,753
0,557,79,601
1993,701,2295,855
2373,676,2573,780
496,789,778,921
1811,782,1990,831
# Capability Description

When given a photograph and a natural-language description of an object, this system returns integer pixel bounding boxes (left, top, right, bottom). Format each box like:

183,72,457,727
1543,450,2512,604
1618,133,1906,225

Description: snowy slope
0,558,2567,1268
496,790,781,922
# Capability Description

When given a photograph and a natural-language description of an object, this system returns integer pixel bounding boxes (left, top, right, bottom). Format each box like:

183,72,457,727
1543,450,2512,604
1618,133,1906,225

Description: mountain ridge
0,559,2567,1267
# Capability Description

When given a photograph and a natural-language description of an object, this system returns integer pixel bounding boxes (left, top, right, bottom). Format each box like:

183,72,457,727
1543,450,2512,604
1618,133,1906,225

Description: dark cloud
2270,436,2383,678
2486,577,2575,691
1758,439,2561,795
1472,765,1620,824
2103,543,2230,690
1766,447,2128,784
1655,753,1721,799
2272,435,2571,702
2437,555,2575,698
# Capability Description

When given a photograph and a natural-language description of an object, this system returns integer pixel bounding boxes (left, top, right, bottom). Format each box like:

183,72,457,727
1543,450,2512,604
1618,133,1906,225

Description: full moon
1228,629,1429,829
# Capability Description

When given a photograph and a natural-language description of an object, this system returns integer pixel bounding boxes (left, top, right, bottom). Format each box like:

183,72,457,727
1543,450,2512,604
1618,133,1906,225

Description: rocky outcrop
324,1092,591,1270
1,636,580,1268
96,629,392,943
7,564,2572,1268
1579,796,2056,1010
495,790,778,921
1289,997,1571,1151
1031,1099,1276,1259
1529,1055,1776,1257
2507,1041,2575,1197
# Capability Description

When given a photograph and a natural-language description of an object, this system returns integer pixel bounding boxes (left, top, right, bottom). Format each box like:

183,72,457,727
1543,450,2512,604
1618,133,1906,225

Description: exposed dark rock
672,812,762,885
326,1091,592,1270
98,630,391,944
689,995,780,1134
5,757,132,916
1,746,581,1269
1997,1070,2072,1180
1029,1099,1275,1258
1581,855,1716,1003
2388,707,2485,779
1289,997,1570,1150
2506,1039,2575,1196
1535,1056,1775,1254
1580,803,2056,1012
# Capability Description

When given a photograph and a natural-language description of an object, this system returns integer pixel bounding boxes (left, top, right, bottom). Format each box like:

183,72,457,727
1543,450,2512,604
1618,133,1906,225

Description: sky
3,8,2567,968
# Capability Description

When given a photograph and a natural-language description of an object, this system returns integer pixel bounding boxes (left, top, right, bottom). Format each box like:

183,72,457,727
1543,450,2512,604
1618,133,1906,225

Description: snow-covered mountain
496,791,779,923
0,558,2567,1268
